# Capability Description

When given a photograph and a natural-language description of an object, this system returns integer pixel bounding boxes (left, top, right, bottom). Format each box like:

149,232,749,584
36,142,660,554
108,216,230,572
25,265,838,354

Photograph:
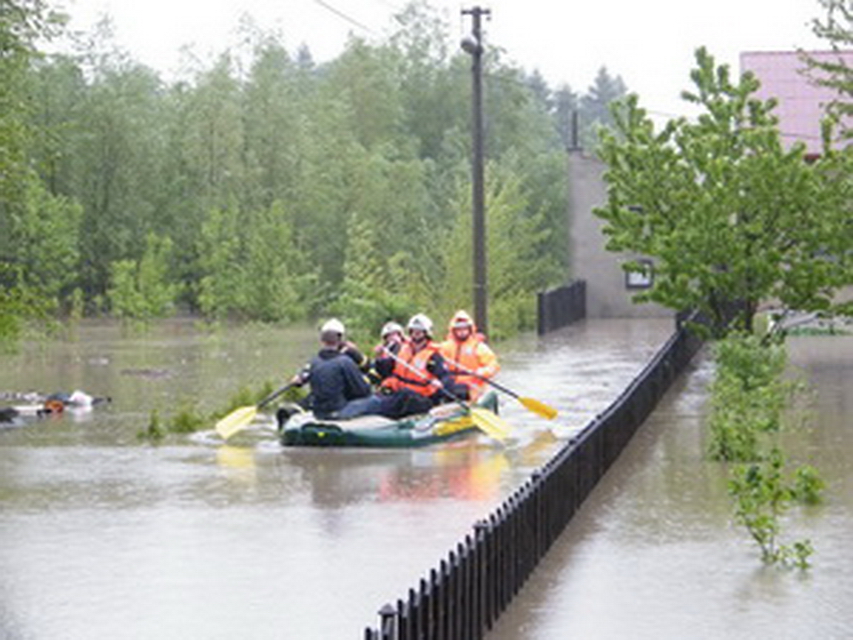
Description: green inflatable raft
278,390,500,448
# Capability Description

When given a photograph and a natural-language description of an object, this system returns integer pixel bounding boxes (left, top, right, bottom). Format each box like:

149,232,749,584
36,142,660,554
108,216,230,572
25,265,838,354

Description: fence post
379,603,396,640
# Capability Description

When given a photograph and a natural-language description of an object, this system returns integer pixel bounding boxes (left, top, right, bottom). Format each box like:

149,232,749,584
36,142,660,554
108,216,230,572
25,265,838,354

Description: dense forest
1,0,628,344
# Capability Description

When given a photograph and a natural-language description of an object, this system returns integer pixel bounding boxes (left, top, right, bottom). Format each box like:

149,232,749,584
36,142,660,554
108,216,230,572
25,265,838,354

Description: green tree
69,25,170,302
242,36,302,211
553,82,580,149
108,233,178,322
323,38,405,150
179,53,245,209
443,155,560,337
241,200,312,322
579,66,627,149
5,179,81,302
808,0,853,140
195,202,248,320
389,0,464,161
336,211,415,337
595,47,853,336
1,0,74,340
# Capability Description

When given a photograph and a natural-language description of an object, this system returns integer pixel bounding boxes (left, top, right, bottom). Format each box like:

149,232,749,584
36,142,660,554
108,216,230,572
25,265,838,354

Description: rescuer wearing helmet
318,318,371,374
375,321,406,356
376,313,454,419
289,318,375,419
369,320,408,384
439,310,500,401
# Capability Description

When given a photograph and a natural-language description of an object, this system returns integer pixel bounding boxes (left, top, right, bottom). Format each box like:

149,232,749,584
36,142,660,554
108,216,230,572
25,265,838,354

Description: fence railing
537,280,586,335
365,318,703,640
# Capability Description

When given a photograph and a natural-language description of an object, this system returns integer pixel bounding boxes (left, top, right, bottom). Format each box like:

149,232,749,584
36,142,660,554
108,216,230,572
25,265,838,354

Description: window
625,259,653,289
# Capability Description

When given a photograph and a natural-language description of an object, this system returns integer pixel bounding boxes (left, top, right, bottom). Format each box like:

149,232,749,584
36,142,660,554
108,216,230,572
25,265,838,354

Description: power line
312,0,376,35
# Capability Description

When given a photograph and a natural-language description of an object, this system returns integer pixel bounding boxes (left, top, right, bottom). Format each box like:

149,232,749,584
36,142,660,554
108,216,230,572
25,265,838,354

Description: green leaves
596,47,853,335
4,0,589,340
108,233,178,323
709,333,822,568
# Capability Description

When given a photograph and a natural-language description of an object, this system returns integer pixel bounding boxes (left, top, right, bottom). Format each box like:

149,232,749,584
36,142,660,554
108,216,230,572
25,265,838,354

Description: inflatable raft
278,391,499,448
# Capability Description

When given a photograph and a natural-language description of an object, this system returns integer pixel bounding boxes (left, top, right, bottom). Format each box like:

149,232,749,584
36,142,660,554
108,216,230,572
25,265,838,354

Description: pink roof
740,50,853,155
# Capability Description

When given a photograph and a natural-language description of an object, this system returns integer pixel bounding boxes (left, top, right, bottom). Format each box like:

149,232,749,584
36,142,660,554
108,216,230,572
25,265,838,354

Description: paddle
215,382,296,441
381,347,510,442
443,357,558,420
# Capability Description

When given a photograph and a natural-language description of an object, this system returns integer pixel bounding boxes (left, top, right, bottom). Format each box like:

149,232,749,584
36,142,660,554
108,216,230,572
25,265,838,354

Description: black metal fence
537,280,586,335
365,318,703,640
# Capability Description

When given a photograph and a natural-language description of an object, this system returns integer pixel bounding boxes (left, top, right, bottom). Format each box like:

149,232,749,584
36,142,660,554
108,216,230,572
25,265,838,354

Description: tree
1,0,75,340
595,47,853,336
108,233,178,322
443,154,561,338
579,66,627,148
60,21,172,303
553,82,579,149
808,0,853,141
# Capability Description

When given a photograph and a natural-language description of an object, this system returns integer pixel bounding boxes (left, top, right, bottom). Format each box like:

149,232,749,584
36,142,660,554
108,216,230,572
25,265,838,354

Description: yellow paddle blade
520,396,558,420
469,408,511,442
433,414,474,437
215,406,258,440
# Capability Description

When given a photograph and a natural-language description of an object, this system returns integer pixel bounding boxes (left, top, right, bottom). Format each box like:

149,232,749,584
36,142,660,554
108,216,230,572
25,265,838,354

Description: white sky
56,0,828,119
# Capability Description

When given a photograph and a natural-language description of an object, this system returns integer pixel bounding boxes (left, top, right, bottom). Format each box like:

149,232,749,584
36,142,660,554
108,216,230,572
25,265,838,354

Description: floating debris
119,368,172,378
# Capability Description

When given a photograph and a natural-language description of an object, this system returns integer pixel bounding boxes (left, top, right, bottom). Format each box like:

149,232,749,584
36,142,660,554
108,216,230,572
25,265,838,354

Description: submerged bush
708,333,790,461
708,333,824,568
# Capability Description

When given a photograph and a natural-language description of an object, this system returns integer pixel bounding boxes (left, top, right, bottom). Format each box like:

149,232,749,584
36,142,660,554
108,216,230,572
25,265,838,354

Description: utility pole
462,6,490,336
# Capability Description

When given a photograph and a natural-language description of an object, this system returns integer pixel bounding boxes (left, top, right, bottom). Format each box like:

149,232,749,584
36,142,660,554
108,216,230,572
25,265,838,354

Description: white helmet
381,321,404,338
320,318,345,336
407,313,433,335
450,310,474,329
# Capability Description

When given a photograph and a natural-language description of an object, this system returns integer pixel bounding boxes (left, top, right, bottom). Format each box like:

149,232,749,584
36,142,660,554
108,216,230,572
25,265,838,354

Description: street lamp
462,6,490,336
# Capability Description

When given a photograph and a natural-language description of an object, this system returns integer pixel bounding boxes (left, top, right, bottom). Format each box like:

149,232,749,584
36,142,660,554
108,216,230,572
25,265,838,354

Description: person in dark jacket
291,319,375,420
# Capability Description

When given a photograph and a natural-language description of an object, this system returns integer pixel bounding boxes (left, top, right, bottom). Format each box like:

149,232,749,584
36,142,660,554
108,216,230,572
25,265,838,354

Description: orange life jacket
381,340,442,397
439,334,499,400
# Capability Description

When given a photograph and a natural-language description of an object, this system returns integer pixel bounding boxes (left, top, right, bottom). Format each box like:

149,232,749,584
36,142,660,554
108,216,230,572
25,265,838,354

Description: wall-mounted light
461,34,482,56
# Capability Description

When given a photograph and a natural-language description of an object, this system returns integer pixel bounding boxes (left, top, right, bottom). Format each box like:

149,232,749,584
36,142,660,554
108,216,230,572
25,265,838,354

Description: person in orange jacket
376,313,454,418
439,310,500,401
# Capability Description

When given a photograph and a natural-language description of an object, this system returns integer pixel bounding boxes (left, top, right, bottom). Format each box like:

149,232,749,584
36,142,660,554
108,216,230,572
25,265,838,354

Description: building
741,49,853,158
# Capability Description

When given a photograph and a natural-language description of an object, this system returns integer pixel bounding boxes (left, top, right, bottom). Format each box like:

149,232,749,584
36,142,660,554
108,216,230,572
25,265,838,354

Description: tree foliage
595,47,853,336
708,333,822,569
808,0,853,140
2,0,637,343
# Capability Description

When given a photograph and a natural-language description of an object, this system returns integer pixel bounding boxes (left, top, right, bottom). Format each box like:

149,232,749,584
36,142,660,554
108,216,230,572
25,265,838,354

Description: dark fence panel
537,280,586,334
366,317,704,639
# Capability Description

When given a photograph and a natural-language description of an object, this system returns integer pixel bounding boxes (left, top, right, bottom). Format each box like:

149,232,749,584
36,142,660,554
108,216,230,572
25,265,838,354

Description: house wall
741,50,853,155
567,150,671,319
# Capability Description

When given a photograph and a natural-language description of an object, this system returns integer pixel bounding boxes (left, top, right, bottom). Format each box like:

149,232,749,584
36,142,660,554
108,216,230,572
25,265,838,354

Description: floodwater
0,317,669,639
1,319,850,639
487,335,853,640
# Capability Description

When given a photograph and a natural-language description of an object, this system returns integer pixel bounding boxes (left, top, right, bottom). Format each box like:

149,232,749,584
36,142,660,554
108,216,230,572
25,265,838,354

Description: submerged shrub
708,333,790,461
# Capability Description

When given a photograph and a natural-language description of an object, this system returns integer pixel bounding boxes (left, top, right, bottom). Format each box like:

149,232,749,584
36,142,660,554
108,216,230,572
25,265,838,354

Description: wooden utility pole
462,6,490,336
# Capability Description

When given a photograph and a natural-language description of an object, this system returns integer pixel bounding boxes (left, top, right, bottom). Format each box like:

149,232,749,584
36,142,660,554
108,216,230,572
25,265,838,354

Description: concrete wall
567,149,671,319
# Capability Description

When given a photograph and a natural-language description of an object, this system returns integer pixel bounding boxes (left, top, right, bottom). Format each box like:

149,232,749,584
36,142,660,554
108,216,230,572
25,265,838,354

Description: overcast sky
57,0,828,119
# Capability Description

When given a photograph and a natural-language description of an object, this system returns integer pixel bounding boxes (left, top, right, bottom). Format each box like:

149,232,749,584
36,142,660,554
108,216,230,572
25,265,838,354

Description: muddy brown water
2,319,850,638
486,334,853,640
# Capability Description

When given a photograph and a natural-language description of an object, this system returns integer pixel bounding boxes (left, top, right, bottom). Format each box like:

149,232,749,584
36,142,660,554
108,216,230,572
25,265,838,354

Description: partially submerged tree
595,47,853,337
